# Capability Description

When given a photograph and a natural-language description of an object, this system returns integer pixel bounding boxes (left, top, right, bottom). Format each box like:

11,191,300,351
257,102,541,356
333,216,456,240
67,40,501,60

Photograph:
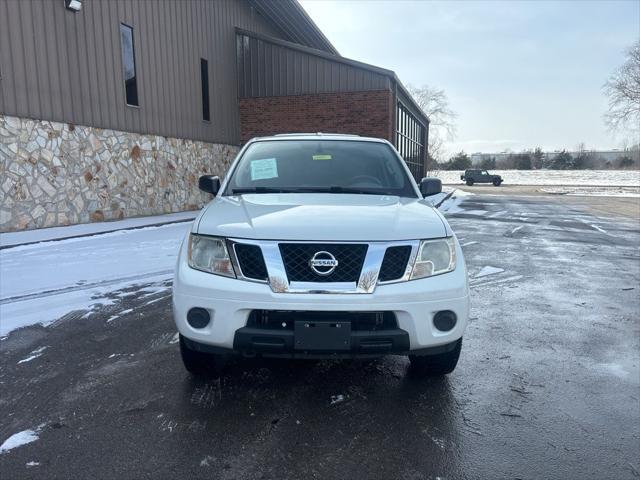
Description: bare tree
406,84,457,166
603,41,640,135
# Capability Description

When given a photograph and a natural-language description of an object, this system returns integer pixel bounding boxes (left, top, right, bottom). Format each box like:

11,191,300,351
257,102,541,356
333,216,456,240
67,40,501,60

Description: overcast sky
299,0,640,154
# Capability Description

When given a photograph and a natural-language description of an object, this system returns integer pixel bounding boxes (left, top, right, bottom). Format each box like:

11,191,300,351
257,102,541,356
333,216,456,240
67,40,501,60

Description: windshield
224,140,418,198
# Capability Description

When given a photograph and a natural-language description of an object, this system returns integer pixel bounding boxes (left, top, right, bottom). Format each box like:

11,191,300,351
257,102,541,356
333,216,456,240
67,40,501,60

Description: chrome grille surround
227,238,420,294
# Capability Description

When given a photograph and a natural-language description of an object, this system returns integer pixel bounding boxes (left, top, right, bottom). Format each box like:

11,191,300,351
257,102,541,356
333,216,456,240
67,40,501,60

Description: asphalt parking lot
1,192,639,479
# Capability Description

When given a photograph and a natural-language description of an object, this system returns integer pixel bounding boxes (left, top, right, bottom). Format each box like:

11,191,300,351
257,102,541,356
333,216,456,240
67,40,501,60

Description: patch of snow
26,461,40,467
475,266,505,278
17,346,48,364
330,394,345,405
567,191,639,197
106,308,134,323
0,425,44,454
541,186,639,197
0,211,197,249
143,295,170,306
0,274,169,336
437,190,472,214
425,189,452,208
464,209,489,216
0,222,187,300
601,363,629,379
470,275,523,289
591,224,607,234
139,285,172,298
431,169,640,187
0,218,185,336
169,333,179,344
461,241,478,247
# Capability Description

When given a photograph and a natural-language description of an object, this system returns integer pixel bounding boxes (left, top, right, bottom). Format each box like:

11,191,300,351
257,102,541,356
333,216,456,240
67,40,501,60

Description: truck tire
179,334,226,377
409,338,462,376
466,179,474,186
492,178,502,186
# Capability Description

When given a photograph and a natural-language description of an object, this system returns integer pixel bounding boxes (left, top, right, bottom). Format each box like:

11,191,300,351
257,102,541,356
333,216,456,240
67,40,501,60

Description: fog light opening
433,310,457,332
187,307,211,329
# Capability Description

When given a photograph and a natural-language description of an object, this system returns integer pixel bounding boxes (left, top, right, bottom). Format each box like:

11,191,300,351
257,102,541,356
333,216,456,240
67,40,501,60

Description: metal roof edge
290,0,340,55
247,0,339,55
235,27,396,78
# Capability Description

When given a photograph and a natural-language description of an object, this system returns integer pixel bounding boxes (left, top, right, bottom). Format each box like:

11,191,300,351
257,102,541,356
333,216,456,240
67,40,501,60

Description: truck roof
250,133,387,143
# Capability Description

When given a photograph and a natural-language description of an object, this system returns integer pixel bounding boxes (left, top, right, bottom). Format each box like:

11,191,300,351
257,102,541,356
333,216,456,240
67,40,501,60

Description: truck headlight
188,234,236,278
410,237,456,279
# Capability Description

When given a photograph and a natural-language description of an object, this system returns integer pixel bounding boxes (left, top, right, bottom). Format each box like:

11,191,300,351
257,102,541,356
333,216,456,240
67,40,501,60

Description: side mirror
198,175,220,195
419,177,442,197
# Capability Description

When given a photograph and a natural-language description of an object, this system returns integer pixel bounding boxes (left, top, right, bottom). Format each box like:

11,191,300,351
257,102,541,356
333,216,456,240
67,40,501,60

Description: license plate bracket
294,321,351,351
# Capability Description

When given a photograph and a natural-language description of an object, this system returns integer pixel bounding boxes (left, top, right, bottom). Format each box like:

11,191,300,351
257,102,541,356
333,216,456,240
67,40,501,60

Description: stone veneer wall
0,115,239,232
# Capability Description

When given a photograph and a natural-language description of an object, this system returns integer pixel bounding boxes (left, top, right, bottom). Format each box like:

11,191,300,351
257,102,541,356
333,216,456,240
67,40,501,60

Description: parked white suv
173,134,469,377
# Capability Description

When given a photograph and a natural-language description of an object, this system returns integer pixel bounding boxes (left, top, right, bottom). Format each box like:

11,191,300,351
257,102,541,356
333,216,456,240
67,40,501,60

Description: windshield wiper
231,186,394,195
231,187,303,194
298,186,393,195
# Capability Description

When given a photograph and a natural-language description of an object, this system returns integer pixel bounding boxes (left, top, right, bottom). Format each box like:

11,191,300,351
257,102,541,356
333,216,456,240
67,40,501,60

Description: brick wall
239,90,393,143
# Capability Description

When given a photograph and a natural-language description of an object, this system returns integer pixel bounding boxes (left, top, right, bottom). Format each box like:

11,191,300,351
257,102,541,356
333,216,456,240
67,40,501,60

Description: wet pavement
1,193,639,479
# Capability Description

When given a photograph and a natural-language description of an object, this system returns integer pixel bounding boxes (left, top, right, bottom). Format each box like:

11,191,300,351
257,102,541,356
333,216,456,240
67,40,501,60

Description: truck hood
194,193,448,241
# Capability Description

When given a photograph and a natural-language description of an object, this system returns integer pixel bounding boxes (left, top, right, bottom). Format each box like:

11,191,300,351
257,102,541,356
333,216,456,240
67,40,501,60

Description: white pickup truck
173,134,469,377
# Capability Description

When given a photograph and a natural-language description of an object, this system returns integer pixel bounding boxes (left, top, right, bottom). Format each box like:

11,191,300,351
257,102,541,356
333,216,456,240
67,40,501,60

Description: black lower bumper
182,329,460,360
231,326,410,358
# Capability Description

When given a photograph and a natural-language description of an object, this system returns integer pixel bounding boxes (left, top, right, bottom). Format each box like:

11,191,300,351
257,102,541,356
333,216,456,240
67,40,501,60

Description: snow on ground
475,266,505,278
431,169,640,187
1,223,188,300
425,186,455,207
436,189,473,214
0,222,190,335
0,426,44,454
540,186,639,197
17,346,48,364
0,211,197,249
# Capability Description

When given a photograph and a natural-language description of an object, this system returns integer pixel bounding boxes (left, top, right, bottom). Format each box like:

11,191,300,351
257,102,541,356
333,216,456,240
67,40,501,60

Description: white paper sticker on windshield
250,158,278,181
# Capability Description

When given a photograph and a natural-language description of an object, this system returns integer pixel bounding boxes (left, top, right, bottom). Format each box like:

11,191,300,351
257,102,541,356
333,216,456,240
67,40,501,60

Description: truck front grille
378,245,412,282
234,243,268,281
278,243,368,283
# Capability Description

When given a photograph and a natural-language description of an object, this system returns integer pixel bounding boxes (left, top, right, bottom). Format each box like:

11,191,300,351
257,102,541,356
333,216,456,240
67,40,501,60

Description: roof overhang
247,0,339,55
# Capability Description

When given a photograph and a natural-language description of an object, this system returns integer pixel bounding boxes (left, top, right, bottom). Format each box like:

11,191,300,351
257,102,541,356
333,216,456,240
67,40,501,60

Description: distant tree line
436,145,640,171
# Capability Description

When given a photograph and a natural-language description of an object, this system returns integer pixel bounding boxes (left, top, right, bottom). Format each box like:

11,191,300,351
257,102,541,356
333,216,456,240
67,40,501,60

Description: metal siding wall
0,0,283,145
237,33,390,97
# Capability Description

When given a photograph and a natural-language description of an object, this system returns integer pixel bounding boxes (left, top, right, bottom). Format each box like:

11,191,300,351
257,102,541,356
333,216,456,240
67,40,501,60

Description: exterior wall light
65,0,82,12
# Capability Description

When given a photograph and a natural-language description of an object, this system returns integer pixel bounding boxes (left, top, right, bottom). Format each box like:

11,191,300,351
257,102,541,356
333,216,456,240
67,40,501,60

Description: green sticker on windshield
250,158,278,180
312,154,332,161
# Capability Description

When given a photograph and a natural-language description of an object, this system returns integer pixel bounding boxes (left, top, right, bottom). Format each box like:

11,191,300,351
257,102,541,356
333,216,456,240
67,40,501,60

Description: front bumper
182,331,462,359
172,239,470,354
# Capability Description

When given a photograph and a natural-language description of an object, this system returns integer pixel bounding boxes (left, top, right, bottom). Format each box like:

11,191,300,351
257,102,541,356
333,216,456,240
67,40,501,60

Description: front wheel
409,338,462,376
466,179,474,186
179,334,227,377
493,178,502,186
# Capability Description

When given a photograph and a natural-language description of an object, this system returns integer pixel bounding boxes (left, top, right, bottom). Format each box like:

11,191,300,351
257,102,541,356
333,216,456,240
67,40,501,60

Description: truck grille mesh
378,246,412,282
278,243,368,283
234,243,268,281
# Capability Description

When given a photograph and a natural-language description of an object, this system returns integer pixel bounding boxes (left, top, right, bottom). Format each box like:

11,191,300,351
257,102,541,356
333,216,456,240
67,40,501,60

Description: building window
396,102,426,181
120,23,139,106
200,58,210,121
